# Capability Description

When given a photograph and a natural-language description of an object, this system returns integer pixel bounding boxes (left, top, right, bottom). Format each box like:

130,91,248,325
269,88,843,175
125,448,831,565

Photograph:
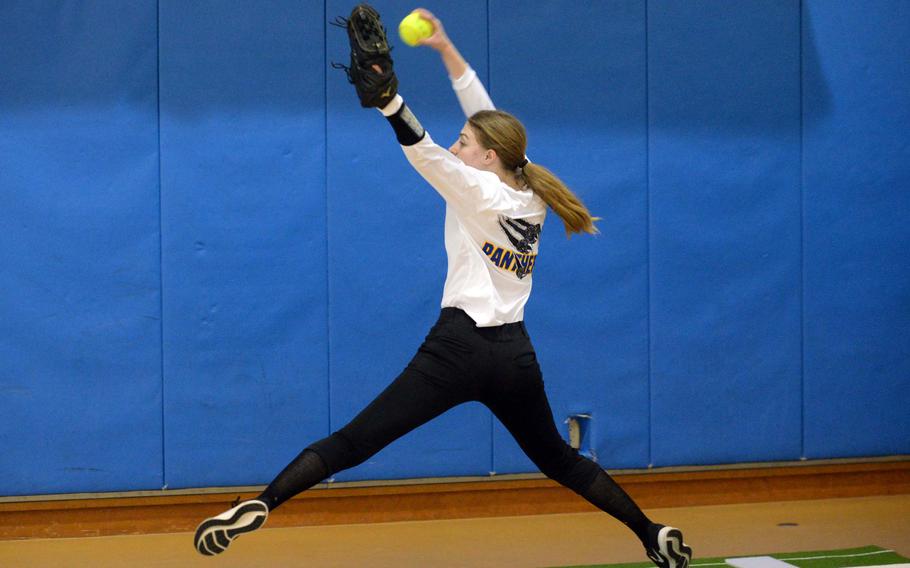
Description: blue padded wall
489,0,650,474
802,1,910,458
158,1,329,488
1,1,908,497
0,2,162,494
325,0,494,481
647,1,803,465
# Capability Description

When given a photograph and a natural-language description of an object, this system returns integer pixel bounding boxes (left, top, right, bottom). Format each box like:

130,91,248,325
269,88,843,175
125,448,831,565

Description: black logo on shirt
498,215,541,253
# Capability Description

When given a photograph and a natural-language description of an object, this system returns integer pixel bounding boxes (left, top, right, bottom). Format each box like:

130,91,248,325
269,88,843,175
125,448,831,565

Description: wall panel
159,0,329,488
802,0,910,458
0,1,162,495
648,0,803,465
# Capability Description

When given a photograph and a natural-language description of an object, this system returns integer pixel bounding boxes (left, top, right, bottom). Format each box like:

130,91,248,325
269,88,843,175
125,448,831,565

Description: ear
483,149,497,164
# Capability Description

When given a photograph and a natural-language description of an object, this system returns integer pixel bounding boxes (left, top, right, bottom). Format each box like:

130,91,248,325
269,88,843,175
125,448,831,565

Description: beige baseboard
1,458,908,540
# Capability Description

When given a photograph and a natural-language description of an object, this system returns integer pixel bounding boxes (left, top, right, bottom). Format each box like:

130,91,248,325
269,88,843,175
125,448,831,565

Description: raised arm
414,8,495,117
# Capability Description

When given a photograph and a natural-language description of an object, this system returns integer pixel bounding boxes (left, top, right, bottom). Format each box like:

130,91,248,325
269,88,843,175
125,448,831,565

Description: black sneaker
644,523,692,568
193,499,268,556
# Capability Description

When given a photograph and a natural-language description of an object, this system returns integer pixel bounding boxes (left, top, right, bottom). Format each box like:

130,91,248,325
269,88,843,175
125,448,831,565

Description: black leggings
307,307,601,492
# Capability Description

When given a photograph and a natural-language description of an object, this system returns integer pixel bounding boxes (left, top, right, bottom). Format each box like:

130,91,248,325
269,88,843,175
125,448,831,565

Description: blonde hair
467,110,599,236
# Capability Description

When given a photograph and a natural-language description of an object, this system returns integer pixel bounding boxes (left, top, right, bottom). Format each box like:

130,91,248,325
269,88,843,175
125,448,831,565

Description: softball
399,11,434,47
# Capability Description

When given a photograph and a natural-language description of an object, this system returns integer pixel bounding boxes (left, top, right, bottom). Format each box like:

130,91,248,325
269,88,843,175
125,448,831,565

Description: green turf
550,545,908,568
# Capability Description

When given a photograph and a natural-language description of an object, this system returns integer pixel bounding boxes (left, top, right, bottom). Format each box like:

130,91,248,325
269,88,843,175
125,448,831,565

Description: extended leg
257,363,470,511
482,357,651,541
305,362,471,477
487,391,652,540
482,352,691,567
194,361,470,556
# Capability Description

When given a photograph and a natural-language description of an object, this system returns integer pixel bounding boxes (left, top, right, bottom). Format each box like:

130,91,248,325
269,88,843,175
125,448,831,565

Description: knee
534,444,599,490
307,430,377,475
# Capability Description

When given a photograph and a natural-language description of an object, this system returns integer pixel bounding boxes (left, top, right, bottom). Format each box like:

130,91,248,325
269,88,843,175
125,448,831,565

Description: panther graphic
497,215,541,254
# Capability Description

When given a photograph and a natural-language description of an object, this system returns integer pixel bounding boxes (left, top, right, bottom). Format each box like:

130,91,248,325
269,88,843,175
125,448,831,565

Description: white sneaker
645,523,693,568
193,499,268,556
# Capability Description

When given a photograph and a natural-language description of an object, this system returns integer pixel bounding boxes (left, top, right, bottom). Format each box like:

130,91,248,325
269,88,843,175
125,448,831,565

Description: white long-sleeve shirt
398,68,547,327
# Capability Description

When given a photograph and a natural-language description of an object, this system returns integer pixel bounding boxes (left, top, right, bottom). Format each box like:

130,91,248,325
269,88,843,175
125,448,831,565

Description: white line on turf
783,550,896,562
690,550,900,568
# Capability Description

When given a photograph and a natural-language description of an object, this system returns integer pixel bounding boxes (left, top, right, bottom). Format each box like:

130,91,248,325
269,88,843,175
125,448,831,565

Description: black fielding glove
331,4,399,108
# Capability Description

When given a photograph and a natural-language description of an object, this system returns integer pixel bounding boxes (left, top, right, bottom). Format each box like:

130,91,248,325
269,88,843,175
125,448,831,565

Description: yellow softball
399,11,434,47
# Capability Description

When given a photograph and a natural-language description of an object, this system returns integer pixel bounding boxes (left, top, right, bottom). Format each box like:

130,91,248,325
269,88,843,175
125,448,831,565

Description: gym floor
1,495,907,567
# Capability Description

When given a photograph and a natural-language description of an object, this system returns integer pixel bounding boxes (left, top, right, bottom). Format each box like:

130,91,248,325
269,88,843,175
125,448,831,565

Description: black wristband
386,103,426,146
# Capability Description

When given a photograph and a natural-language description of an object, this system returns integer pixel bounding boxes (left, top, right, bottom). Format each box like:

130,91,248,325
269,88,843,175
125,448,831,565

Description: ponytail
468,110,599,237
521,162,599,237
